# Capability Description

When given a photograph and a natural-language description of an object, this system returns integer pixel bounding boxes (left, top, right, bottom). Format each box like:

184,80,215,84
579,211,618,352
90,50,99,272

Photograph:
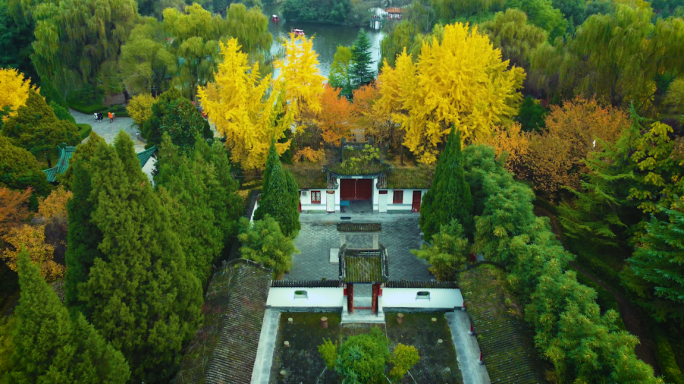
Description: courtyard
287,213,433,287
268,312,463,384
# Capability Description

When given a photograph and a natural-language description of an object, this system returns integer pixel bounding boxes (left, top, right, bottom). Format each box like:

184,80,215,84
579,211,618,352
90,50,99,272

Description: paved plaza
70,109,145,150
70,109,157,181
287,213,433,285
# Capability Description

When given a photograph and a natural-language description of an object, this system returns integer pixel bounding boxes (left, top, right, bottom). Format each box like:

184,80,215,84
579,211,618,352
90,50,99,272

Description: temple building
286,139,434,214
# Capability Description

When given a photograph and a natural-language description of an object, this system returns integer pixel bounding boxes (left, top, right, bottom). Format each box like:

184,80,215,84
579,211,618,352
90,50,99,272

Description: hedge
76,124,92,141
69,102,106,115
70,103,129,117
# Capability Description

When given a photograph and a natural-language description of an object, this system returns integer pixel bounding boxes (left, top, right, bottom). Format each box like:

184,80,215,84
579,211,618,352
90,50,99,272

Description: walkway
70,109,156,182
447,310,492,384
288,213,432,284
250,309,280,384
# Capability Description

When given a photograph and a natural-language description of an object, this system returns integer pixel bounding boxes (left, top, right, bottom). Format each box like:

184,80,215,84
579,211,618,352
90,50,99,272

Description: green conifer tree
238,216,298,278
350,29,375,90
64,132,107,310
624,204,684,321
1,89,80,167
80,132,202,382
0,135,50,196
254,140,300,238
285,170,301,236
8,249,130,383
194,136,242,244
419,127,473,241
155,133,223,284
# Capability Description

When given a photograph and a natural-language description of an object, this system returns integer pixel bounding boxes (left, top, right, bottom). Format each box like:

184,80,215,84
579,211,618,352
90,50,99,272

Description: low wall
380,288,463,309
266,286,464,311
266,287,345,308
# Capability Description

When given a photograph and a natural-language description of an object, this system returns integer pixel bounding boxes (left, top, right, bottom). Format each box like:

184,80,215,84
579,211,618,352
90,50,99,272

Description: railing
385,280,458,289
270,280,342,288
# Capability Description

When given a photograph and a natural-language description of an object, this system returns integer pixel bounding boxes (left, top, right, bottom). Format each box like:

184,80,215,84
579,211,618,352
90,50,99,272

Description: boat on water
271,15,279,22
291,28,304,37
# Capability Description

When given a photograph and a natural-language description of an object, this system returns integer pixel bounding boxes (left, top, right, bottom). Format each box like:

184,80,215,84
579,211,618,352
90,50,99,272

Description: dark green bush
76,124,92,141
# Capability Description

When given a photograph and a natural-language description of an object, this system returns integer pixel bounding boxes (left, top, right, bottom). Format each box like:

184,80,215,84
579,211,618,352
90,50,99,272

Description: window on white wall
311,191,321,204
393,190,403,204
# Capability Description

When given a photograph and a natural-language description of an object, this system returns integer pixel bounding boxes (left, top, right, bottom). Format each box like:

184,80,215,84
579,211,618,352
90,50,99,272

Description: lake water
262,3,385,80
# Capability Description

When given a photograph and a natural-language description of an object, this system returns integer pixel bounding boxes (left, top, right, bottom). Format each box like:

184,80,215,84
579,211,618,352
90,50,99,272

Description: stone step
341,301,386,324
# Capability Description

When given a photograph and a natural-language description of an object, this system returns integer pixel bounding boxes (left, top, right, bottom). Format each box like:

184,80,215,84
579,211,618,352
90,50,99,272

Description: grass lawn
385,312,462,383
459,265,550,383
270,312,462,383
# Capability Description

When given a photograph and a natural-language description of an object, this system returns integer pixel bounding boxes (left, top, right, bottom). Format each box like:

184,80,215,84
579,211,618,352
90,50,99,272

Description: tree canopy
6,249,130,383
80,132,202,382
199,38,293,170
1,88,79,166
30,0,138,101
377,23,525,164
0,135,49,195
419,127,474,240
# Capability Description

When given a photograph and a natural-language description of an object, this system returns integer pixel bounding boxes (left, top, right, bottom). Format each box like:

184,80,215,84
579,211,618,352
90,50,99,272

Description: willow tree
118,17,176,96
477,9,547,70
224,3,272,63
377,23,525,164
198,38,293,170
530,0,684,110
163,4,222,100
30,0,138,101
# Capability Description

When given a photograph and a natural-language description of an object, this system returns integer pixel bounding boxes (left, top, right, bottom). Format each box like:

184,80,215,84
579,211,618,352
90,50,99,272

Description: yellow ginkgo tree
377,23,526,164
274,33,326,126
199,34,326,170
0,68,35,120
198,38,294,170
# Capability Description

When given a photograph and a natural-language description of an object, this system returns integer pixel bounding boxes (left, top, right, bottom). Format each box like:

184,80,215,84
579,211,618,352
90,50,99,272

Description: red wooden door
340,179,373,200
356,179,373,200
341,179,355,200
412,191,422,212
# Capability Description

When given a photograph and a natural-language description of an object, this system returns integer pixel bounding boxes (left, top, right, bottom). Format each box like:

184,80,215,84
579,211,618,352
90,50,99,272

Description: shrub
76,124,92,141
317,338,338,370
69,102,106,115
126,94,156,125
238,216,298,278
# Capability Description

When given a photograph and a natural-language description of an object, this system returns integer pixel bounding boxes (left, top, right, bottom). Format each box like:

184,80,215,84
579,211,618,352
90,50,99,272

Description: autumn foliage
0,68,36,120
520,98,629,198
377,23,525,164
199,38,294,170
0,187,32,241
319,85,357,145
2,224,63,281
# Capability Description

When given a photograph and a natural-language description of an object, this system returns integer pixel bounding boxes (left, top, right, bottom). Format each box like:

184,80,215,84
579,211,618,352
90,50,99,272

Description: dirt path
568,261,660,376
534,206,661,376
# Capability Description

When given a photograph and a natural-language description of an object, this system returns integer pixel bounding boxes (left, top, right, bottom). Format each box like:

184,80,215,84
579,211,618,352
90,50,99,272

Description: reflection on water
262,3,384,80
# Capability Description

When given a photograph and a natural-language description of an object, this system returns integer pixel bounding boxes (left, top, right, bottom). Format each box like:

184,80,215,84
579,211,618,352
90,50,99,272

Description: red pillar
371,284,378,315
347,283,354,314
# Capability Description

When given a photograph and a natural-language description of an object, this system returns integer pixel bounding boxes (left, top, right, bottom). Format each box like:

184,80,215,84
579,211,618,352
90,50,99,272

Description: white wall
299,189,329,211
372,189,427,212
380,288,463,309
266,287,345,308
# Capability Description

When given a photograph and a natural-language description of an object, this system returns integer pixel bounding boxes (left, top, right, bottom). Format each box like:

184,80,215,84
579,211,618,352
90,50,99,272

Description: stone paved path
70,109,156,181
70,108,145,151
287,213,432,284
